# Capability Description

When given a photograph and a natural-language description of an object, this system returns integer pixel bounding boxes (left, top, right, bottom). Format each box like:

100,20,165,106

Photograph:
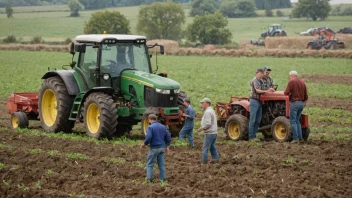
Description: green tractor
38,34,186,138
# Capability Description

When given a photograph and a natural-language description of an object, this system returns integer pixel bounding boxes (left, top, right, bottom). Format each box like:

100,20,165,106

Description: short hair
289,71,298,76
148,114,157,121
184,98,191,104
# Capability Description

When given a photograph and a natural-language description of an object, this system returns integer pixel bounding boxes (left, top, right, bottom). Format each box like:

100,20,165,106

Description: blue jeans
179,127,194,147
202,134,219,162
146,148,166,181
248,99,262,139
290,101,304,140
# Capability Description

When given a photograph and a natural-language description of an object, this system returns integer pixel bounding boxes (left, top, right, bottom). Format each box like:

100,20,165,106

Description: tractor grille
144,86,178,107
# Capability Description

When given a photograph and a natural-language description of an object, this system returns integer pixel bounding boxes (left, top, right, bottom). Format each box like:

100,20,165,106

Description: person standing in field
262,66,274,90
140,114,171,183
284,71,308,144
197,98,219,164
248,69,275,142
179,98,195,148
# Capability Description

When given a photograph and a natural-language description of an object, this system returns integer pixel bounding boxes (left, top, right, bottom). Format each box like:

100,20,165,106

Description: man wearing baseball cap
249,69,275,142
262,66,274,90
197,98,219,164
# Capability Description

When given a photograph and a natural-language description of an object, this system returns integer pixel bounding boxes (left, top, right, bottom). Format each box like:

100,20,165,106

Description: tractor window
101,43,150,77
77,45,98,88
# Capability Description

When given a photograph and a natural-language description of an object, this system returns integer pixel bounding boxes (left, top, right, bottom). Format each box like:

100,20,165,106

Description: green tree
276,9,284,16
79,0,111,10
292,0,331,21
68,0,84,17
137,2,185,40
220,0,256,18
186,12,232,45
5,5,13,18
254,0,291,10
84,10,130,34
190,0,217,16
265,8,273,17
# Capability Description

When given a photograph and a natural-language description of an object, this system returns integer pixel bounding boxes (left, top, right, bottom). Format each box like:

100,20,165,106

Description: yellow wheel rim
12,115,19,128
274,123,287,140
228,121,240,140
143,117,149,135
87,103,100,134
41,89,57,127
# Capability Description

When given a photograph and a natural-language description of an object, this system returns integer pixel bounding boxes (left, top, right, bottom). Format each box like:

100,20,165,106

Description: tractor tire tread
84,92,117,139
225,114,249,141
272,116,293,142
38,76,75,133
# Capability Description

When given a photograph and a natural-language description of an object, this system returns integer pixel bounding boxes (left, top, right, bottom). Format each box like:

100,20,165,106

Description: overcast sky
291,0,352,4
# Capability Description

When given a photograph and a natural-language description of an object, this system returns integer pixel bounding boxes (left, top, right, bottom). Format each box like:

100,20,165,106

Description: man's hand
197,127,203,132
182,113,189,118
268,88,275,92
140,142,146,149
165,147,169,155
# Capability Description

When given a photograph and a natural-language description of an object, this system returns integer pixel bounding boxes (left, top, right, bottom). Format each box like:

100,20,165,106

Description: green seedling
47,169,53,175
104,157,126,164
284,156,295,164
47,150,59,156
34,181,41,189
0,163,6,169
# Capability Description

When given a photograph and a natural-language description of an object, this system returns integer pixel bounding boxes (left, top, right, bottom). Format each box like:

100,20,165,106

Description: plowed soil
0,129,351,198
301,74,352,85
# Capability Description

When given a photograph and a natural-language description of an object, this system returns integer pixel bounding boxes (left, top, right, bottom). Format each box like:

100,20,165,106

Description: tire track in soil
1,129,352,197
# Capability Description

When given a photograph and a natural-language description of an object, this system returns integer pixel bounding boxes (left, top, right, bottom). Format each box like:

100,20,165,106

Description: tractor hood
121,70,180,90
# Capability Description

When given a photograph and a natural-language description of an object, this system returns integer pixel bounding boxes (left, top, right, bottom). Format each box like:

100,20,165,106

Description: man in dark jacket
141,114,171,182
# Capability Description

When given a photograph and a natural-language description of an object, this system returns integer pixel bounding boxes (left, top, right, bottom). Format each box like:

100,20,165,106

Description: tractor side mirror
74,43,86,53
160,45,164,55
69,42,75,55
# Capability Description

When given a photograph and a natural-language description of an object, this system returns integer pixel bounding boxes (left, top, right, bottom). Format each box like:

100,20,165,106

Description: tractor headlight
155,88,170,94
174,89,180,94
103,74,110,80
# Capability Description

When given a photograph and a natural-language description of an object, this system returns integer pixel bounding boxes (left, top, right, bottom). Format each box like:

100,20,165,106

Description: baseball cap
256,68,264,73
263,66,271,71
200,98,211,104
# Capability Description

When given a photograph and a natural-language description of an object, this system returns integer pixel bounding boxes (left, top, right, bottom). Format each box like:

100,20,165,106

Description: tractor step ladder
69,93,85,121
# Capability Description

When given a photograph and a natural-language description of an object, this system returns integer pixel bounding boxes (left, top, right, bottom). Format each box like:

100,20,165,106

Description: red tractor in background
307,28,345,50
216,91,310,142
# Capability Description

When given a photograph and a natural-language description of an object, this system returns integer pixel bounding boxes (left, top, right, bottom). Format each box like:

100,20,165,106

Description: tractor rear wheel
84,93,117,139
225,114,248,141
272,116,293,142
11,112,29,129
302,127,310,141
39,76,75,133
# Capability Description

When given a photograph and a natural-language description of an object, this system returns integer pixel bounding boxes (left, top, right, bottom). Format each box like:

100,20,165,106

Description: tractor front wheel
39,76,74,133
272,116,293,142
11,112,29,129
225,114,248,141
84,93,117,139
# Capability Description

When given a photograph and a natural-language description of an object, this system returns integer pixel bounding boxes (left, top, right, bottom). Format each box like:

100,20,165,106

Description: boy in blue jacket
140,114,171,182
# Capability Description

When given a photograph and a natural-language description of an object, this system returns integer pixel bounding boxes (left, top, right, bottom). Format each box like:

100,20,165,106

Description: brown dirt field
302,74,352,85
1,129,351,198
306,97,352,112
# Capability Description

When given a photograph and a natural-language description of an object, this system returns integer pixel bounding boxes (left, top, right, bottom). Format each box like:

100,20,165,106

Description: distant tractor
216,91,310,142
307,29,345,50
8,34,186,138
261,24,287,38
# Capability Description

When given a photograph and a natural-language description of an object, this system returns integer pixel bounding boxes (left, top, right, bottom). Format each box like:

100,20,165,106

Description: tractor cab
261,24,287,38
268,24,282,33
69,34,161,91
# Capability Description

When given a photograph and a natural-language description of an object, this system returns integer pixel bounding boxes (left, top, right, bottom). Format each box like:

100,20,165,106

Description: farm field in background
0,5,352,42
